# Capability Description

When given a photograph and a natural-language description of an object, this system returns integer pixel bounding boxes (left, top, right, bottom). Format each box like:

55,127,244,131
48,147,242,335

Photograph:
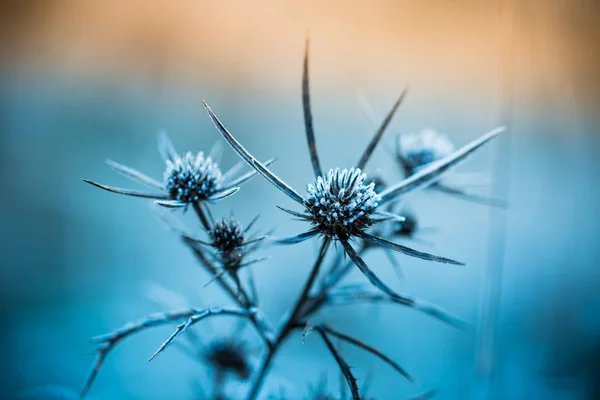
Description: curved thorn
203,270,227,288
356,88,408,170
158,130,178,162
221,160,245,182
244,214,260,233
148,307,252,362
209,140,224,162
208,186,240,202
80,347,108,399
154,199,187,208
241,235,268,247
202,100,306,204
315,328,360,400
340,239,466,330
379,127,505,203
82,179,169,199
239,257,269,268
373,210,406,222
105,159,165,190
274,229,320,244
327,287,466,329
432,183,508,209
276,205,311,219
222,158,277,189
361,232,464,265
302,38,323,177
319,324,417,384
81,308,203,398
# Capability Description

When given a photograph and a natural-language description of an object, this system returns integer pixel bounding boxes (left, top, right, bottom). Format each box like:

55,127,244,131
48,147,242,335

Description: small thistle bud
305,168,380,240
164,151,224,203
210,218,245,254
398,129,455,174
205,339,251,380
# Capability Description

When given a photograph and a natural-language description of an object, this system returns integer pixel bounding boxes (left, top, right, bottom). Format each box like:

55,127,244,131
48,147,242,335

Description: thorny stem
81,307,248,399
245,238,332,400
301,244,371,318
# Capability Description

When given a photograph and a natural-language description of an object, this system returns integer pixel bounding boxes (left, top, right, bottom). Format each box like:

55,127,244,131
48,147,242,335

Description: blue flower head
306,168,380,239
164,151,224,203
84,132,274,209
397,128,455,175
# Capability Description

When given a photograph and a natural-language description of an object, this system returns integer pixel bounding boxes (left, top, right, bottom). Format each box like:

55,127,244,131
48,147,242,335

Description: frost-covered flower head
164,151,223,203
306,168,380,239
84,132,273,209
210,217,245,254
397,129,455,175
186,215,267,291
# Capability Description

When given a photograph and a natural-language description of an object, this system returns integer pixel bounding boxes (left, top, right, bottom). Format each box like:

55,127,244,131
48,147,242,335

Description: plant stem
301,245,370,318
245,238,331,400
245,345,278,400
192,205,275,348
193,202,211,231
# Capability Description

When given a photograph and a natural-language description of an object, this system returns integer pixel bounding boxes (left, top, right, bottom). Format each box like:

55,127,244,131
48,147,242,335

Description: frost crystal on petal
398,129,455,174
305,168,380,239
164,152,224,203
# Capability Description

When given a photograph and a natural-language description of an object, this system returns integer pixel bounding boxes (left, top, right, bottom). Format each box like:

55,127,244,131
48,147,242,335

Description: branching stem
190,206,275,348
245,238,331,400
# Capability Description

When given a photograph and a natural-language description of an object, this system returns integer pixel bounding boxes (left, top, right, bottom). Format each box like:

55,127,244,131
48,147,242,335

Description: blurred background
1,0,599,399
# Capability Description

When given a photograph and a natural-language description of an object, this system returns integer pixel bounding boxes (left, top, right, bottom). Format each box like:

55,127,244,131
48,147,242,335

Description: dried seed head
210,218,245,254
398,129,455,174
205,339,251,379
306,168,380,239
164,152,223,203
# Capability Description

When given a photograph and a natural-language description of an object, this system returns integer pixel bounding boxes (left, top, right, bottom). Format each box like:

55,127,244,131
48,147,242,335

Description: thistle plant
80,40,504,400
395,128,507,207
83,131,273,229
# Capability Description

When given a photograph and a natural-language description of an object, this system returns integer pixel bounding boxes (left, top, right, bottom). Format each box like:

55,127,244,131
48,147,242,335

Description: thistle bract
398,129,455,174
306,168,380,239
164,151,223,203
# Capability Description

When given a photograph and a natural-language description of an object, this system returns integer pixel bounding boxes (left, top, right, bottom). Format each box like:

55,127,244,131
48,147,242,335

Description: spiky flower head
398,129,455,174
209,217,245,254
164,151,224,203
306,168,380,240
205,339,251,380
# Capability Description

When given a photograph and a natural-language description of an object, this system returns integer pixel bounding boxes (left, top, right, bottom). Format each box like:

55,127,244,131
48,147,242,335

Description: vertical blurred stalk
476,0,517,396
